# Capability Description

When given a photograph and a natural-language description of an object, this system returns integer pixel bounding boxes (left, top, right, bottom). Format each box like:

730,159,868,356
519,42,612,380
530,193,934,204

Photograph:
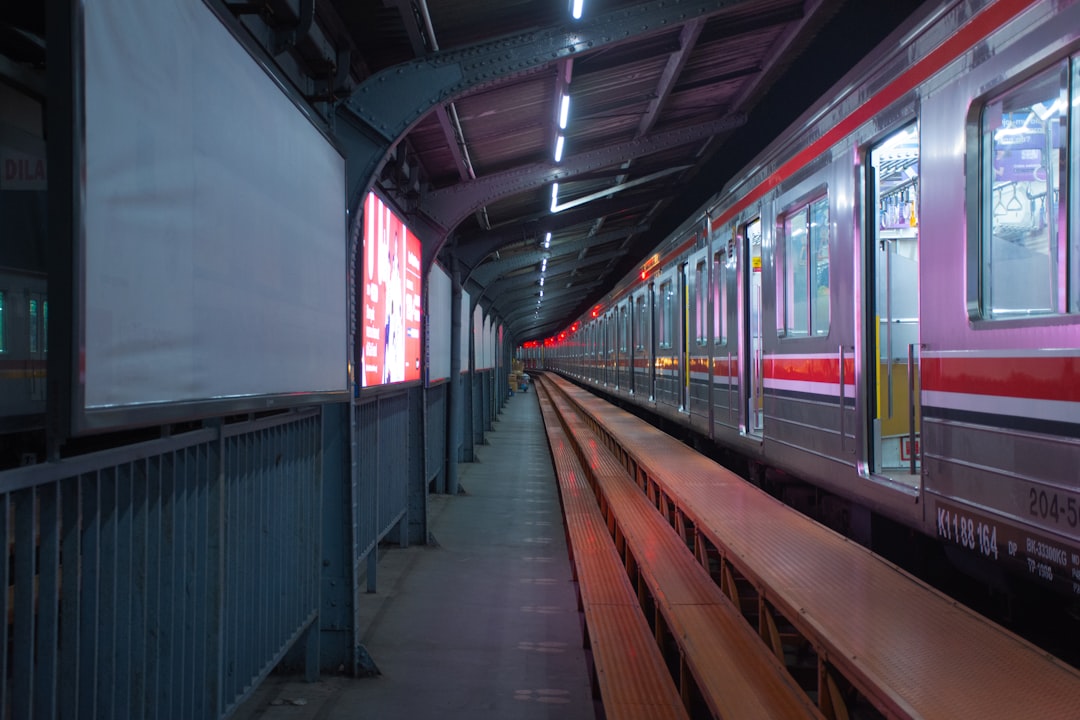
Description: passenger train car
530,0,1080,599
0,267,47,433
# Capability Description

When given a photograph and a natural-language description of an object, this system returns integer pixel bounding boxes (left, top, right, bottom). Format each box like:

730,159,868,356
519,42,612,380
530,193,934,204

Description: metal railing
426,383,448,493
354,392,411,586
0,409,322,720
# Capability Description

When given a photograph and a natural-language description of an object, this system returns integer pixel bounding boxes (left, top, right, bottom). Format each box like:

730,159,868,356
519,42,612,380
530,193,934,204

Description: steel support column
463,297,477,460
447,262,463,492
318,402,355,671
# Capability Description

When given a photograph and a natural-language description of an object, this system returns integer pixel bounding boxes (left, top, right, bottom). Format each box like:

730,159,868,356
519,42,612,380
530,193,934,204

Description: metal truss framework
336,0,759,241
468,225,649,286
452,197,654,273
420,114,745,231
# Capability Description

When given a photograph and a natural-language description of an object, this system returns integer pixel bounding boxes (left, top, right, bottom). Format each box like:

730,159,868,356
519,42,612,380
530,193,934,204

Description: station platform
236,391,597,720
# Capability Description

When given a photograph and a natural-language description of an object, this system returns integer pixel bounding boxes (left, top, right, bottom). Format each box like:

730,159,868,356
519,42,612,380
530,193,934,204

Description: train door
599,316,607,385
630,293,635,395
611,311,618,387
654,273,673,405
618,303,629,390
632,290,648,397
866,123,921,483
688,248,711,422
743,218,764,436
679,262,690,412
609,311,617,389
646,283,656,402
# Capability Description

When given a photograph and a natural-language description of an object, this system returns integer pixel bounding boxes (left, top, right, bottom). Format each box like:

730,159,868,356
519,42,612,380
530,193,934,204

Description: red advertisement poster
362,192,422,387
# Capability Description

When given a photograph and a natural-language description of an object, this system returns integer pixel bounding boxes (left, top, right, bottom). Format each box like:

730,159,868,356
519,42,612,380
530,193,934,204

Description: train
0,267,48,434
525,0,1080,599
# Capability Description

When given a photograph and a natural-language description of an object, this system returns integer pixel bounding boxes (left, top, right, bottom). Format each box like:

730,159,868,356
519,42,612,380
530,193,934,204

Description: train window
658,280,674,349
29,299,38,354
712,251,727,345
43,301,48,354
695,261,707,346
0,291,4,353
778,196,830,337
979,60,1071,317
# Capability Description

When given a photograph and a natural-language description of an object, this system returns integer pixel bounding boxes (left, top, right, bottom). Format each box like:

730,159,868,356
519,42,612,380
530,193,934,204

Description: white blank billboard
427,263,451,382
81,0,347,429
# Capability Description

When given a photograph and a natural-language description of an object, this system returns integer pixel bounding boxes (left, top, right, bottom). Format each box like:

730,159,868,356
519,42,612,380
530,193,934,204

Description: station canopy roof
2,0,925,344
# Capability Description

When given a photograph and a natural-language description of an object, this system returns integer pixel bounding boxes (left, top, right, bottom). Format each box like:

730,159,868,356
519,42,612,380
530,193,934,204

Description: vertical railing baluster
78,473,100,718
0,494,8,718
184,446,198,718
159,451,176,719
131,459,149,718
60,479,81,719
192,441,209,717
98,467,118,720
208,429,224,719
115,463,133,719
174,447,190,720
12,488,35,719
276,423,285,652
146,456,163,720
35,481,60,720
258,427,269,666
248,431,260,680
234,434,246,691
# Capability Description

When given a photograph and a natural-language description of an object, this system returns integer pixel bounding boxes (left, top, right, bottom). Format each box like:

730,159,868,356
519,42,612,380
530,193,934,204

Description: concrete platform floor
236,391,596,720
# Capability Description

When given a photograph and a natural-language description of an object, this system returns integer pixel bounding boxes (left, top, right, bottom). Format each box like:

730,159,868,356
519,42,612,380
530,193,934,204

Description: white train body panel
528,0,1080,597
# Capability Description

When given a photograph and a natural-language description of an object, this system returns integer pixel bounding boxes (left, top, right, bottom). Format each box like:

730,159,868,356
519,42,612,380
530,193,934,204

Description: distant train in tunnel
524,0,1080,598
0,267,47,431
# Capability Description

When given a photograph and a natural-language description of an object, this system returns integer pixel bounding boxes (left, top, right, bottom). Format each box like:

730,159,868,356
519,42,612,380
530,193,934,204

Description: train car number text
1027,487,1079,530
937,506,998,560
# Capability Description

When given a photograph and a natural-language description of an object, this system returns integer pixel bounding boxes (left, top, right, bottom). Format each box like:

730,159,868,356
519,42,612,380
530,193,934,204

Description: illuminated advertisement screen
362,192,422,387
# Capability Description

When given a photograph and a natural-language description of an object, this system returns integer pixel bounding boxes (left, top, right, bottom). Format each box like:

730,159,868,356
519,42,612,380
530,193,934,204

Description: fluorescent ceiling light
540,290,544,298
572,0,584,20
554,135,565,162
544,232,551,249
550,183,560,213
540,277,545,286
541,258,547,271
559,94,570,129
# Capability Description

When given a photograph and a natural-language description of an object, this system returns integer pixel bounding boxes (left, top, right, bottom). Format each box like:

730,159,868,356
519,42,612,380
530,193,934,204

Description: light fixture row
540,1,583,310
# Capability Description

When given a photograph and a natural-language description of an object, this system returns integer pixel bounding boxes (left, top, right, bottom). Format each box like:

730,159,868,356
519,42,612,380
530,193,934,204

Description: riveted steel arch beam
454,198,653,272
470,225,648,286
499,278,607,311
340,0,759,217
503,290,599,326
486,250,628,302
503,300,582,329
421,114,744,230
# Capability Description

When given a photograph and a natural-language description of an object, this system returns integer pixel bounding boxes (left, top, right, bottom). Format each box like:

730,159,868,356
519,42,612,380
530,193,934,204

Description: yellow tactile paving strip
549,374,1080,719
